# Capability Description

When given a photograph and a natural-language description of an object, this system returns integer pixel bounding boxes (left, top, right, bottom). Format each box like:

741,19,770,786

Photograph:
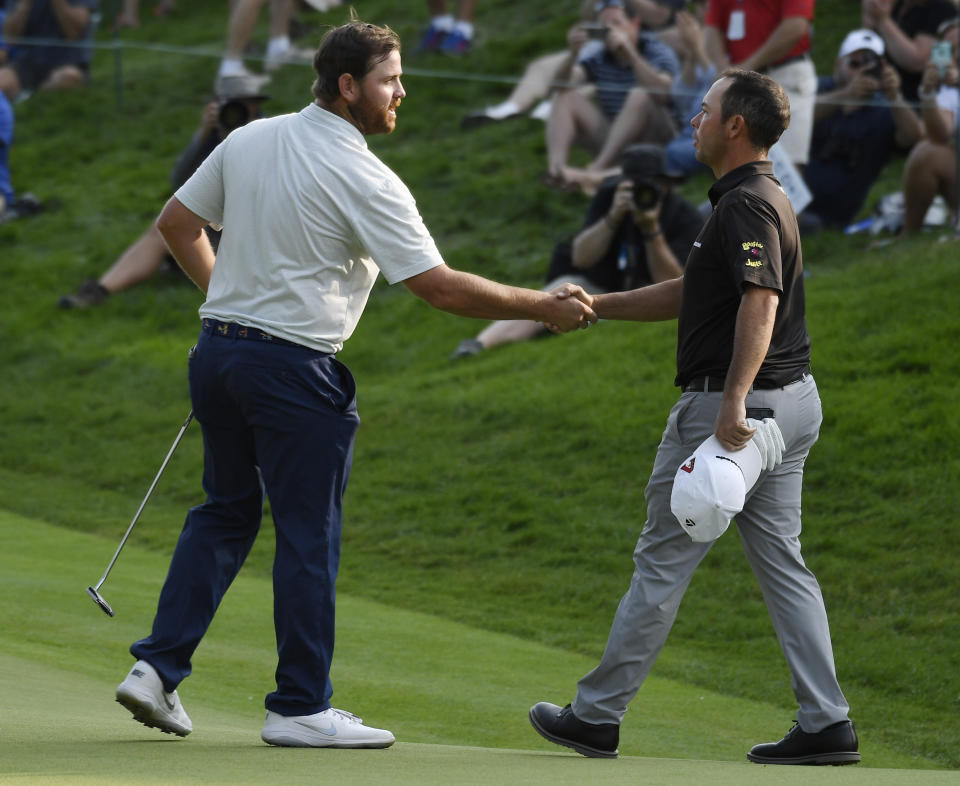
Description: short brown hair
312,17,400,102
718,68,791,152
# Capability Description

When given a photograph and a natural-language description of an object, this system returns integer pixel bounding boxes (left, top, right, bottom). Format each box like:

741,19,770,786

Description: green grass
2,510,956,784
1,0,958,773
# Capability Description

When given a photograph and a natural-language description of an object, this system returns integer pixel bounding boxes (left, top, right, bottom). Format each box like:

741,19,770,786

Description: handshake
542,283,597,334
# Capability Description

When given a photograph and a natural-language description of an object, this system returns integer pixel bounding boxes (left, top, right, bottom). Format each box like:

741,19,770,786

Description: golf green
0,511,954,784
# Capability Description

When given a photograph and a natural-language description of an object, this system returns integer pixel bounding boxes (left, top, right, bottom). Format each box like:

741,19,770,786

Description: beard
349,90,398,136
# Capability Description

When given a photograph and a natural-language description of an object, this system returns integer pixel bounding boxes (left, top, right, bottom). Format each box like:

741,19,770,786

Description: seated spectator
216,0,312,88
544,0,679,190
0,0,98,102
462,1,605,128
903,16,958,234
561,8,716,196
802,28,922,230
862,0,958,103
57,76,269,308
418,0,476,56
452,144,702,357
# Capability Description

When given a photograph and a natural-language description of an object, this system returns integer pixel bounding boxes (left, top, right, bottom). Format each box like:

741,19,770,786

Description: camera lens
218,100,251,131
633,181,661,210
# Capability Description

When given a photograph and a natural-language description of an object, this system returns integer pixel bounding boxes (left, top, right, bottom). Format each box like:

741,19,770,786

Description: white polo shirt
175,103,444,354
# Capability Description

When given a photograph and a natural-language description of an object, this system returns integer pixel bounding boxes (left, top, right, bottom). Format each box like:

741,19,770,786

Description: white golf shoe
261,707,395,748
115,660,192,737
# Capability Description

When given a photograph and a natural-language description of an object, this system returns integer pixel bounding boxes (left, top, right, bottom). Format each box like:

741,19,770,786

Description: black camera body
630,179,662,210
218,99,253,131
862,51,883,79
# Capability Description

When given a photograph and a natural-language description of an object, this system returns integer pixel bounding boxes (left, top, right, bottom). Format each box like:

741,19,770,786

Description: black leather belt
682,366,810,393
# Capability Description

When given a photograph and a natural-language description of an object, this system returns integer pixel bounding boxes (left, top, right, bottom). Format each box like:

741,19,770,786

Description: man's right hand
543,284,596,333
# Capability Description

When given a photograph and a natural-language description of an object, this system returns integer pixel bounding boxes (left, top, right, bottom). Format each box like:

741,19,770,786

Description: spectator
803,28,922,229
57,75,269,308
562,8,716,195
452,144,702,357
544,0,679,190
216,0,312,86
0,88,13,212
862,0,958,103
462,1,605,129
703,0,816,168
418,0,476,56
903,16,958,233
0,0,99,102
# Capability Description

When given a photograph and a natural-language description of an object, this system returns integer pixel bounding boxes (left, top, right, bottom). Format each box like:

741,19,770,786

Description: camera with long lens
218,99,253,132
621,145,664,211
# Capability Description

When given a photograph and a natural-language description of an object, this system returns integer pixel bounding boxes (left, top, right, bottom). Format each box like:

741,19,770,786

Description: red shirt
704,0,814,66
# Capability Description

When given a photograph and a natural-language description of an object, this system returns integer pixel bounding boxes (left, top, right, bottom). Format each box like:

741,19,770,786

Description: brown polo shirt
675,160,811,389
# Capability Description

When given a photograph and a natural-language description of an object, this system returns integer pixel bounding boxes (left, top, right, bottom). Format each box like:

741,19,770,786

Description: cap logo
680,458,696,473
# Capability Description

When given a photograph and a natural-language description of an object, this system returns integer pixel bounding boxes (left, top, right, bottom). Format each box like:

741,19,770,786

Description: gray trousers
572,373,851,733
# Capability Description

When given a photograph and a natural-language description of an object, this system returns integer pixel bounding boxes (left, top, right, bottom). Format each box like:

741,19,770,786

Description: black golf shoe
529,702,619,758
747,719,860,765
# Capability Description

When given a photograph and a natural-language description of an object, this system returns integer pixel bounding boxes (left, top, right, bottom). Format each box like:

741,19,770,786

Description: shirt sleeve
642,34,680,76
174,139,226,230
716,194,784,293
349,172,444,285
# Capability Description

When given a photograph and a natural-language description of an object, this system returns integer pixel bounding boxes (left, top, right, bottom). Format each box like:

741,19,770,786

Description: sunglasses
846,55,878,69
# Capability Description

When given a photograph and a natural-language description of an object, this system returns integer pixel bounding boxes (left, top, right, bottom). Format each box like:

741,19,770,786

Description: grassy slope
1,0,957,769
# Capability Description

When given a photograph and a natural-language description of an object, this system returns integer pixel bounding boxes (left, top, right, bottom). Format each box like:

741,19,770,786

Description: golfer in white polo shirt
112,16,597,748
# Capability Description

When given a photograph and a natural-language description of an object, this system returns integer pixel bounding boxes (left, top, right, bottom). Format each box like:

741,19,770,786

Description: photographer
802,28,922,230
902,16,958,234
58,75,268,308
453,144,703,357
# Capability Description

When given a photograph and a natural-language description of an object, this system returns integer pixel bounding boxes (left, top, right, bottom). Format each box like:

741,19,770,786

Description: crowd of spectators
1,0,957,309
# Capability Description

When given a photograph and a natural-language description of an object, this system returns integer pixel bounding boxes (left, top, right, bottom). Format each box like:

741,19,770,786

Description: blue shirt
0,91,14,205
580,32,679,118
804,76,899,227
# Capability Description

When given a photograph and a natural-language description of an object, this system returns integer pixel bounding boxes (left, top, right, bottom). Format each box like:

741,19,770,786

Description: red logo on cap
680,458,696,473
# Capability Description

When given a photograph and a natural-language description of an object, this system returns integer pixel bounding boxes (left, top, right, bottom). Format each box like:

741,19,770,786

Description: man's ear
726,113,746,140
338,73,359,101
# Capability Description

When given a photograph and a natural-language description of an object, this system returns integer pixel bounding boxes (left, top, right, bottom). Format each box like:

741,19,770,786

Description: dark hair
717,68,790,152
312,16,400,102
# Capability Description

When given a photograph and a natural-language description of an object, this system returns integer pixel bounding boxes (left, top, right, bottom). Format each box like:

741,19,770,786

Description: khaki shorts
768,57,816,166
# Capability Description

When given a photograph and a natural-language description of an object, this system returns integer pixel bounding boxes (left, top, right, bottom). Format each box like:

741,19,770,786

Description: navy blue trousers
131,324,359,716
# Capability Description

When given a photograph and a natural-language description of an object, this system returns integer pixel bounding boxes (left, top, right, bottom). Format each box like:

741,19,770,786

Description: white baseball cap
670,435,763,543
838,29,885,59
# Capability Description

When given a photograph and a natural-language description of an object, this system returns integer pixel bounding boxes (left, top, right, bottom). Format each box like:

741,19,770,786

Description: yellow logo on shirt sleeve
742,241,764,267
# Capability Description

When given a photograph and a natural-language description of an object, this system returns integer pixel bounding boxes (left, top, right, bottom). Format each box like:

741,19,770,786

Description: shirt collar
708,160,774,207
301,102,368,149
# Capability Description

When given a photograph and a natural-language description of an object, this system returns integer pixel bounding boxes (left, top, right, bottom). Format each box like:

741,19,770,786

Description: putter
87,410,194,617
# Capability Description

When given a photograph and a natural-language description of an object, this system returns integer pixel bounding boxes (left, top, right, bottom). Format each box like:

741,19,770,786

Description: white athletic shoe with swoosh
115,660,192,737
261,707,395,748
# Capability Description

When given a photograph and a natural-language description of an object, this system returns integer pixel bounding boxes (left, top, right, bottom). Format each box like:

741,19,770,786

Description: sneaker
417,22,446,52
264,44,314,71
461,103,522,130
529,702,619,758
450,338,484,358
747,719,860,765
441,28,471,56
58,279,110,309
115,660,192,737
261,707,395,748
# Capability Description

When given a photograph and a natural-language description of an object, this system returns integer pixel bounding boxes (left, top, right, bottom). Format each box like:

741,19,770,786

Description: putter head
87,586,115,617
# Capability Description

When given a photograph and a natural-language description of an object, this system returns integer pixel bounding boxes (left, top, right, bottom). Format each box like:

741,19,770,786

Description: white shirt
175,103,444,353
936,85,958,132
